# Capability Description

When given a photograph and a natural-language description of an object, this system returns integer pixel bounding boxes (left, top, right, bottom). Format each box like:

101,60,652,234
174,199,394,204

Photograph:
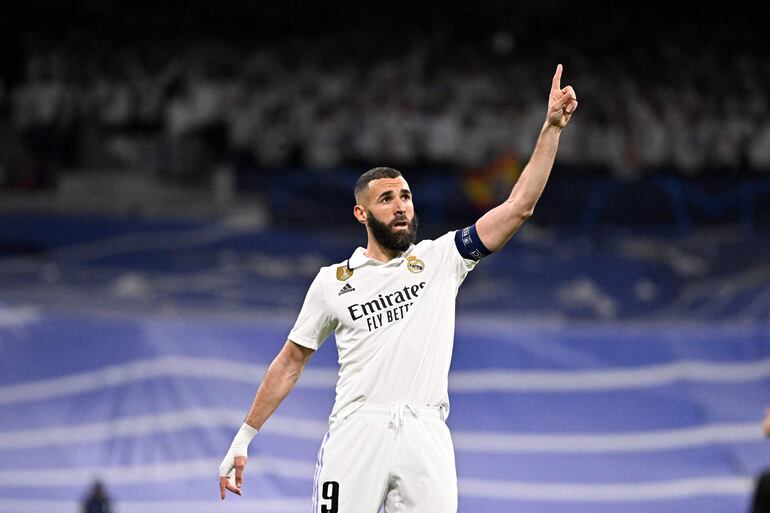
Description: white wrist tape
231,423,258,456
219,423,258,477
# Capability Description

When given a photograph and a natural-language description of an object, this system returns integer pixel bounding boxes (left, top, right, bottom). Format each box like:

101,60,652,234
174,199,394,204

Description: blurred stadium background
1,1,769,512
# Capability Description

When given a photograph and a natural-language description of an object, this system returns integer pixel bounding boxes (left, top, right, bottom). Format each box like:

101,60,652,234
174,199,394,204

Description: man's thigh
313,415,394,513
385,416,458,513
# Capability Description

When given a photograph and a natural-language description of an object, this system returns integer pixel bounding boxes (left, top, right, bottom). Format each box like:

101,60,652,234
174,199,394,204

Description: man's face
358,177,418,252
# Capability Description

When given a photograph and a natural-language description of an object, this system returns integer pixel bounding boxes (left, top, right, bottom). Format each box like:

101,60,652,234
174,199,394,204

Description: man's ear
353,205,367,225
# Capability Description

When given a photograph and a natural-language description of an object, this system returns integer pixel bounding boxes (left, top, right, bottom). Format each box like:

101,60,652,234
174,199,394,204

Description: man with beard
219,64,578,512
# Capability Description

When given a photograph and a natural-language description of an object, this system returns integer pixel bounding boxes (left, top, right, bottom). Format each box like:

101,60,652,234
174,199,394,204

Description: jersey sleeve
435,228,486,281
288,270,337,351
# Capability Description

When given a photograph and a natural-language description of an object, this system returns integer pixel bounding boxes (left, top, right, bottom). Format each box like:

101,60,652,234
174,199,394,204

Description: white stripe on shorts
312,431,330,513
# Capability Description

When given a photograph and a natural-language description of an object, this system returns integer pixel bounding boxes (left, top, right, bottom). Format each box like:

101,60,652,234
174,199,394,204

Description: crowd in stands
1,26,768,189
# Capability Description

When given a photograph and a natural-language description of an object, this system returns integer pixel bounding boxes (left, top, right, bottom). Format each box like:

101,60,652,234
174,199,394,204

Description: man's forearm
244,351,306,430
476,122,562,251
508,122,562,215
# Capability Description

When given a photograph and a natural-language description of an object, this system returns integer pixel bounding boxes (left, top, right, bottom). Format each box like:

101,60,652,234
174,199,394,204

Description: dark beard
366,210,419,252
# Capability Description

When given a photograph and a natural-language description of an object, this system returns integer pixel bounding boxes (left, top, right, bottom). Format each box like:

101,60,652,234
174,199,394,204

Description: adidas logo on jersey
338,283,356,295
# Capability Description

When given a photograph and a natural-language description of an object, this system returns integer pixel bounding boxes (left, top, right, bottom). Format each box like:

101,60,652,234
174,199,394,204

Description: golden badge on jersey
336,265,354,281
406,255,425,273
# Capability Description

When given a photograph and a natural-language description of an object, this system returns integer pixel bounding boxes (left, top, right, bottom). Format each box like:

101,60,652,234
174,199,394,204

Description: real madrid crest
336,265,353,281
406,255,425,273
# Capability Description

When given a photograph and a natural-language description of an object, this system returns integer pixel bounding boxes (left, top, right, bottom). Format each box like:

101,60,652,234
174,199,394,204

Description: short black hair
354,167,402,201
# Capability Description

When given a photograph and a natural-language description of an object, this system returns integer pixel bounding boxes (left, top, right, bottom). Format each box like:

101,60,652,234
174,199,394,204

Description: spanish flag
463,151,523,212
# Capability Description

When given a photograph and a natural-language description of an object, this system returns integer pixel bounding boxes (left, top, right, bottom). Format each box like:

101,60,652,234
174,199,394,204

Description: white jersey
288,231,478,419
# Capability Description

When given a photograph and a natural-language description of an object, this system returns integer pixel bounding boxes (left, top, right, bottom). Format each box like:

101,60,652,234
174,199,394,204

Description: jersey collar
348,244,416,270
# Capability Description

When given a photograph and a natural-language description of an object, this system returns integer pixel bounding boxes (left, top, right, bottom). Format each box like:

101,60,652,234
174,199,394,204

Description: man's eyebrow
376,188,411,200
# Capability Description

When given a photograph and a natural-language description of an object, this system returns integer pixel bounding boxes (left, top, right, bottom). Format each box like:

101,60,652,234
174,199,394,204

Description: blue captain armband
454,224,492,261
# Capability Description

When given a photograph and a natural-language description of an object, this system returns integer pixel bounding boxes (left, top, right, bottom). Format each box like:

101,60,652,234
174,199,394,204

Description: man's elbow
500,207,534,247
508,199,535,222
506,194,536,217
517,207,534,221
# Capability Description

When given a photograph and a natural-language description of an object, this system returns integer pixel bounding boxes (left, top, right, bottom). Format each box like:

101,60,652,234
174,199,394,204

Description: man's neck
364,240,403,263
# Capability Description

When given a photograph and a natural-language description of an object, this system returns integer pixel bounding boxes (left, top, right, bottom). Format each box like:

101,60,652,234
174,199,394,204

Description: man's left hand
546,64,578,129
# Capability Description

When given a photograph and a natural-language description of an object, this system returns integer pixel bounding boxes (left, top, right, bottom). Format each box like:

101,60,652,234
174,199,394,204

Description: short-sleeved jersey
289,231,479,419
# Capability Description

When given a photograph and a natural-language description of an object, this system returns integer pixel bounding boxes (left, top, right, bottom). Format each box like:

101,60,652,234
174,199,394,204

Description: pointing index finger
552,64,563,90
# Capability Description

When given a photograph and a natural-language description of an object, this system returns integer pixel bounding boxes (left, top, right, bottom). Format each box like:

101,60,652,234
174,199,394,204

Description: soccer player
219,64,578,512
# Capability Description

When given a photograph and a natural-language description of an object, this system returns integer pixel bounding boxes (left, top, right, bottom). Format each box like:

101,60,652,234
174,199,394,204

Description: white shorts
311,402,458,513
